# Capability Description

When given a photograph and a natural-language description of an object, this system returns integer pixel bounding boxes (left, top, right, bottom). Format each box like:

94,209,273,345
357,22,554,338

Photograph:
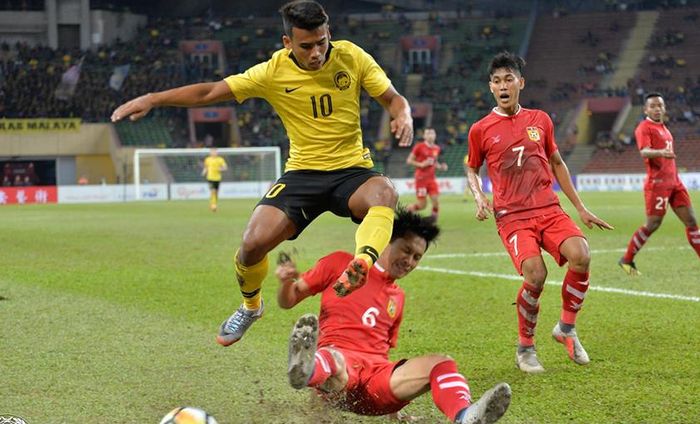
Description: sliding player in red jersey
619,93,700,275
406,128,448,221
276,209,511,423
466,52,613,374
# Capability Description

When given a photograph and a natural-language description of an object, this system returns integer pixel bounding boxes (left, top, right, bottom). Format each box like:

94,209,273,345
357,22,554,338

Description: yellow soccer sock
210,191,218,207
354,206,394,266
234,250,268,310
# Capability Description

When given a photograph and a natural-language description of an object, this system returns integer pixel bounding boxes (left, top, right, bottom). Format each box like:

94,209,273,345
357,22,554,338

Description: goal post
133,147,282,200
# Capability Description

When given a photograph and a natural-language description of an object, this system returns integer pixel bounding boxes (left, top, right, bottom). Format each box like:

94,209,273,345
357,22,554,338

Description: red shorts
644,181,692,216
497,210,585,275
318,348,409,416
415,178,439,198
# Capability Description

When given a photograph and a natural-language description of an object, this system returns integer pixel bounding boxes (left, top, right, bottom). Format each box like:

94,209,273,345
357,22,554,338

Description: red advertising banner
0,186,58,205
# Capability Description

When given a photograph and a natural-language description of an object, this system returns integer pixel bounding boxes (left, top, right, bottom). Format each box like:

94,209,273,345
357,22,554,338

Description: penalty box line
416,266,700,303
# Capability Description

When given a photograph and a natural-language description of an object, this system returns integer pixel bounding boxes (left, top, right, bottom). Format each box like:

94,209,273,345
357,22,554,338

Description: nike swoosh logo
285,86,302,93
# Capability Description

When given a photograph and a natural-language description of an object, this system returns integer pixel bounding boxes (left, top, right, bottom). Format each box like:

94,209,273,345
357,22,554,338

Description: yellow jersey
204,156,227,181
224,40,391,171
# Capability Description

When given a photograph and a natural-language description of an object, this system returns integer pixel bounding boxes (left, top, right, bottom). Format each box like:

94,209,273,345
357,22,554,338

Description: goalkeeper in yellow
111,0,413,347
202,148,228,212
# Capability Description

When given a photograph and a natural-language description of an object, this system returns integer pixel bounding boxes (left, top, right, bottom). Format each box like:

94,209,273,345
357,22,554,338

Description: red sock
623,226,651,262
429,360,471,421
561,269,590,325
306,349,338,387
686,226,700,258
516,282,542,346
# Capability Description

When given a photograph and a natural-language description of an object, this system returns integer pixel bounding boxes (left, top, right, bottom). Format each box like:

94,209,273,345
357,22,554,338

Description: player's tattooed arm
376,85,413,147
466,166,493,221
640,147,676,159
111,80,235,122
549,151,614,230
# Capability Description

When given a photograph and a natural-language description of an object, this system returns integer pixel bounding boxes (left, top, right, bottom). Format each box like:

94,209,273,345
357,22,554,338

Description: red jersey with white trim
411,141,441,180
301,251,404,359
634,118,679,187
468,107,560,223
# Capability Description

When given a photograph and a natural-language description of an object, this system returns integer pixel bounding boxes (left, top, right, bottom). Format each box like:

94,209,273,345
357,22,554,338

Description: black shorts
258,168,382,240
208,180,220,190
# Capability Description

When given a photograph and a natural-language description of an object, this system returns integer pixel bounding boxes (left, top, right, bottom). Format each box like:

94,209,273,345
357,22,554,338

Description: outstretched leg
620,215,662,275
555,236,591,365
288,314,347,392
334,176,397,297
673,205,700,258
216,205,297,346
389,355,511,423
514,256,547,373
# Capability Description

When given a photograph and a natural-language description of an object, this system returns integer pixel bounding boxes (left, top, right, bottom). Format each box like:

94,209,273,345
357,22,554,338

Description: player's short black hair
644,92,664,102
488,51,526,77
391,206,440,249
279,1,329,37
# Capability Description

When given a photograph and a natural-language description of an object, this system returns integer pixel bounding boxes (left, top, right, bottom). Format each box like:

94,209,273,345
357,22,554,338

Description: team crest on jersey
526,127,540,142
386,298,398,318
334,71,351,91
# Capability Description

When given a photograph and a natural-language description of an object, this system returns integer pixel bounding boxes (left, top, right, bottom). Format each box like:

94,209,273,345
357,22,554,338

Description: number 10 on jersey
310,94,333,118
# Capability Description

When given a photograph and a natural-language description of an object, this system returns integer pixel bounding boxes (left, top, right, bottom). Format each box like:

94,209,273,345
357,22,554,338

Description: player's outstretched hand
276,251,299,284
578,207,614,230
474,195,494,221
111,93,155,122
391,114,414,147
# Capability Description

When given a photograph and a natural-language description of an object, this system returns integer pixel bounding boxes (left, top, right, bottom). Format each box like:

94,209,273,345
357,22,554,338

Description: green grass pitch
1,191,698,423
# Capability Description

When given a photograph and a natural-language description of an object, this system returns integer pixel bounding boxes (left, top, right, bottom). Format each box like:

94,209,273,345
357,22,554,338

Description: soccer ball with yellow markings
159,407,219,424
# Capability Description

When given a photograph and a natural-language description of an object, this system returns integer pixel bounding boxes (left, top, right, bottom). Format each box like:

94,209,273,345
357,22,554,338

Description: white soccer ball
159,407,219,424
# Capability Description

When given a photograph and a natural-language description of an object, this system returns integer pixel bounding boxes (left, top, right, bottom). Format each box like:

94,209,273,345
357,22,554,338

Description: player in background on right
466,52,613,374
406,127,448,221
619,93,700,275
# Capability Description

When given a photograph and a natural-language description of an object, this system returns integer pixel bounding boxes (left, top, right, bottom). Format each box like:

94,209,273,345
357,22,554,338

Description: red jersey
634,118,679,187
468,107,560,223
410,141,441,180
301,251,404,360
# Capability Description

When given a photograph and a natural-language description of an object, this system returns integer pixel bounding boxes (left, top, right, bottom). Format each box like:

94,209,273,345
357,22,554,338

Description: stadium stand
3,1,700,181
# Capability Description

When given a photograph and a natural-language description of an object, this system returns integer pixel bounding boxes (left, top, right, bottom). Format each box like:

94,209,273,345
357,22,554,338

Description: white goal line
415,266,700,303
427,246,685,259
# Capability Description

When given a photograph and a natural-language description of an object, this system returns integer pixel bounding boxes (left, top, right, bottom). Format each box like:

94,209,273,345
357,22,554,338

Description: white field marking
427,246,686,259
416,266,700,303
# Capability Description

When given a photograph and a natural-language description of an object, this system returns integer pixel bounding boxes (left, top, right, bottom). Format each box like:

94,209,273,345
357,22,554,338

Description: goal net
133,147,282,200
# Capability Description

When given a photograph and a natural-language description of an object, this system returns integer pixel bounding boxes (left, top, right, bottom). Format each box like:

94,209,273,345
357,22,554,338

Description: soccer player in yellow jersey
111,0,413,347
202,148,228,212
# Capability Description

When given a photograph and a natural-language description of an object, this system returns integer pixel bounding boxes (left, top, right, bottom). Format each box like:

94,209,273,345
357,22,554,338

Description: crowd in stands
2,3,700,175
0,0,43,10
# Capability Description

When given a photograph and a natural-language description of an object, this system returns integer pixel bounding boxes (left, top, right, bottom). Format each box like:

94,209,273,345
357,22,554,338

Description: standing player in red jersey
406,128,448,221
276,209,511,423
466,52,613,374
619,93,700,275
